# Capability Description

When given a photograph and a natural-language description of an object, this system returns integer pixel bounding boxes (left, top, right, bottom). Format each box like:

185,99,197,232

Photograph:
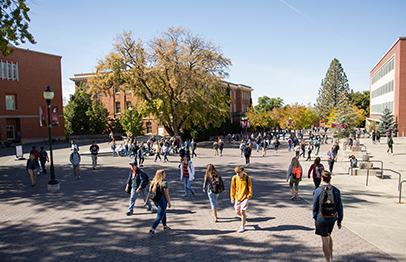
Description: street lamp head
43,86,54,101
129,106,133,111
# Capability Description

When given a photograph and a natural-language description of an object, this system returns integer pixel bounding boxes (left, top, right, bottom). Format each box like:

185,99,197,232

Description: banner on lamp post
39,106,60,127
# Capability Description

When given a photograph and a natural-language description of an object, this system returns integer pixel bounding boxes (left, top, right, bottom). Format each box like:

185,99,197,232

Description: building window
115,102,121,114
146,122,152,133
6,126,14,140
5,95,15,110
114,87,120,94
0,61,18,81
371,57,395,85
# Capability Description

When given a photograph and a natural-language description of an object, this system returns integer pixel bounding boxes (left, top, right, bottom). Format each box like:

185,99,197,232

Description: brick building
70,73,252,135
0,47,65,144
368,37,406,135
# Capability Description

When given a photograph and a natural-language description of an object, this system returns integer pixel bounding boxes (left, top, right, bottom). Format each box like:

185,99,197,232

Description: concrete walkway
0,135,404,261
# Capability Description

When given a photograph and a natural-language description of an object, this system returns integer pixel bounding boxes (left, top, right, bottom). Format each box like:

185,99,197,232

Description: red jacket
308,163,324,179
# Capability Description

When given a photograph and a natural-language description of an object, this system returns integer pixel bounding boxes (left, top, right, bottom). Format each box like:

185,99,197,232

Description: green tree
254,96,284,114
87,27,231,137
348,90,370,118
315,58,350,120
64,85,109,135
378,108,396,134
0,0,36,56
120,106,145,137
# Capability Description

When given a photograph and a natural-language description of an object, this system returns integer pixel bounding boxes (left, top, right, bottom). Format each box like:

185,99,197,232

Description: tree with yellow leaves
87,27,231,136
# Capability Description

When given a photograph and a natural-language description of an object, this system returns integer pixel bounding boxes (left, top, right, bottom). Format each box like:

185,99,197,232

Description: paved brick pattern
0,139,397,261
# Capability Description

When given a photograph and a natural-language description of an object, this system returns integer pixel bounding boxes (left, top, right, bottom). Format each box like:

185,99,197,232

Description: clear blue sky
18,0,406,106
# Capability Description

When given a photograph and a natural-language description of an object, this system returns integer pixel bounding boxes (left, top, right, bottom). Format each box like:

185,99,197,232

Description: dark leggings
245,155,250,164
328,160,334,173
313,178,321,189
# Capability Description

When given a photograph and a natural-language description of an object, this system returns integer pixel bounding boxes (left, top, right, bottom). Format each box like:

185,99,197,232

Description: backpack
291,166,301,179
39,150,47,160
209,176,225,194
244,146,251,155
213,142,218,149
149,182,163,202
315,165,324,178
141,172,150,189
319,185,337,218
32,150,39,159
233,174,250,192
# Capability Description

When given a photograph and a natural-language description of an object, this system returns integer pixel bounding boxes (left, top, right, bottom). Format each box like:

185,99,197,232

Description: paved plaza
0,135,405,261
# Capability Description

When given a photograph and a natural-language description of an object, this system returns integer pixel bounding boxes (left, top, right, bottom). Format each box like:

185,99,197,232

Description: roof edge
370,37,406,73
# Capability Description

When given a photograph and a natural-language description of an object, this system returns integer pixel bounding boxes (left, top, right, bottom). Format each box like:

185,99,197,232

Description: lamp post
43,86,60,191
129,106,133,135
241,116,248,138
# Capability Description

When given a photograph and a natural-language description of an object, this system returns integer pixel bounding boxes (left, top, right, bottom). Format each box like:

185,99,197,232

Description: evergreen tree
331,93,358,138
315,58,350,119
120,105,145,137
378,108,396,134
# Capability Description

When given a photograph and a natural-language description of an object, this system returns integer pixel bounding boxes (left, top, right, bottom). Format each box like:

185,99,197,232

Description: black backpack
209,176,225,194
244,146,251,155
141,171,150,189
319,185,337,218
149,182,163,202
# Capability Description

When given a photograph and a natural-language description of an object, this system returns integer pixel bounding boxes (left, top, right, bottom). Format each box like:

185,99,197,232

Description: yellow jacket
230,173,252,201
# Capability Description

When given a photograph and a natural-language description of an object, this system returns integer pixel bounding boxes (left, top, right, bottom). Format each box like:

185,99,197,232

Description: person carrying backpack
286,157,303,200
144,169,172,237
126,161,152,216
312,171,343,262
230,166,252,233
202,164,226,222
243,143,252,167
308,157,324,189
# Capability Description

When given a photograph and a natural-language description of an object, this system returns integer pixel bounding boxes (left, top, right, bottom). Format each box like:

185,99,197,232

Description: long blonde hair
204,164,220,182
290,157,300,168
151,169,165,191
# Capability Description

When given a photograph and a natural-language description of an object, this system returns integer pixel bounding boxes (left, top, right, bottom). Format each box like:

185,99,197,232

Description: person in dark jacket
26,153,40,186
126,161,151,215
313,171,343,262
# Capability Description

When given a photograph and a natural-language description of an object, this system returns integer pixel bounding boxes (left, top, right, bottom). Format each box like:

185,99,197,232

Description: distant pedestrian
218,139,224,157
126,161,151,216
243,143,252,167
39,146,49,174
261,139,268,156
180,157,195,199
154,141,162,162
387,137,394,155
138,142,145,166
274,138,280,153
230,166,253,233
30,146,39,160
299,140,306,158
306,141,313,161
71,140,79,152
327,147,336,174
286,157,303,200
376,132,381,145
161,144,169,162
213,141,219,156
240,141,246,158
89,141,100,170
313,171,343,262
190,138,197,158
144,169,171,237
203,164,227,222
26,153,40,186
111,139,117,156
308,157,324,189
69,148,81,179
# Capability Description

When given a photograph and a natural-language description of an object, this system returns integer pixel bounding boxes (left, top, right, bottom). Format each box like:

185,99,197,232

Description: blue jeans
128,187,151,213
163,152,168,161
256,143,260,152
152,196,167,230
183,177,195,196
288,144,291,151
40,159,47,172
207,189,220,209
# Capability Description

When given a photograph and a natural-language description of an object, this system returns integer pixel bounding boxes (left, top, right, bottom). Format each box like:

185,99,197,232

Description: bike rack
366,168,402,190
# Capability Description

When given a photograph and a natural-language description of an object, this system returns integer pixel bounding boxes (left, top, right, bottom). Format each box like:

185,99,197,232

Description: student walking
243,143,252,167
89,141,100,169
190,138,197,158
39,146,49,174
180,157,195,199
312,171,343,262
286,157,303,200
230,166,253,233
326,147,337,174
69,148,81,179
126,161,151,215
308,157,324,189
154,141,162,162
26,153,40,186
240,141,246,158
203,164,226,222
387,137,394,155
306,141,313,161
144,169,172,237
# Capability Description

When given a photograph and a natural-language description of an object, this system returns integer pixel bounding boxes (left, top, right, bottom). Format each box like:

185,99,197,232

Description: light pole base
47,182,60,191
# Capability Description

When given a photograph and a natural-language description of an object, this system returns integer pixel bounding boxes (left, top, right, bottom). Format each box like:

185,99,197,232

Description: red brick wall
0,48,65,142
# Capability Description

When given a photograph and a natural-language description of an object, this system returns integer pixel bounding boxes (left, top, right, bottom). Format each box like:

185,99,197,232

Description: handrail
399,180,406,203
367,160,384,177
366,168,402,191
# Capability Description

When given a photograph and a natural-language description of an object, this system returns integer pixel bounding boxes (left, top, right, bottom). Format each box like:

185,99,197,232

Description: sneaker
74,176,77,180
238,226,245,233
126,211,133,216
93,167,96,170
291,195,296,200
163,226,171,231
191,191,195,196
183,195,189,199
78,176,81,180
149,229,156,237
147,207,152,212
